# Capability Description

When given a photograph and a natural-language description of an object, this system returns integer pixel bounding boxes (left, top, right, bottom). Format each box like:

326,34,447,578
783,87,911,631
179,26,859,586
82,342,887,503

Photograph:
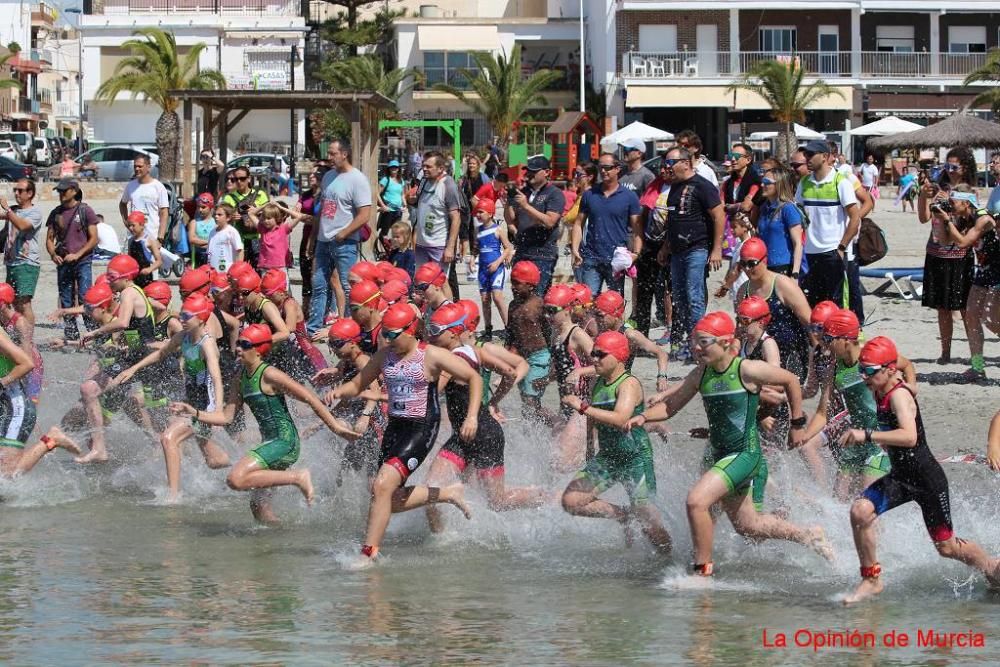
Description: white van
0,132,35,165
32,137,50,166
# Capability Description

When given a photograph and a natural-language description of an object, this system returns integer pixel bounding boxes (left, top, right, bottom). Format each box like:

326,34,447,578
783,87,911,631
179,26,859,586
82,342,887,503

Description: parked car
0,132,35,165
0,156,36,182
72,145,160,181
227,153,290,177
0,140,23,162
32,137,51,166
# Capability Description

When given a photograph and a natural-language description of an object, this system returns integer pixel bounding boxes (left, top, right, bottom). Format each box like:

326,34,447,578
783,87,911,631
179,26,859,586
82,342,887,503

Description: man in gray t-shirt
306,139,373,333
618,138,656,195
409,151,461,276
0,177,44,323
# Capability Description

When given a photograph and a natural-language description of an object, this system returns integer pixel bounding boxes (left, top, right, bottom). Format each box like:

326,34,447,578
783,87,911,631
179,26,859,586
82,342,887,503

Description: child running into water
843,335,1000,603
387,221,415,280
474,199,513,338
207,204,244,272
171,324,357,523
248,202,304,277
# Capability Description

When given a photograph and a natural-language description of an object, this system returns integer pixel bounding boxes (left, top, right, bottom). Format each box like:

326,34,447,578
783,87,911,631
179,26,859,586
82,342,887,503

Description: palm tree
726,58,844,160
0,53,22,91
963,48,1000,115
433,45,562,149
318,55,420,104
95,28,225,181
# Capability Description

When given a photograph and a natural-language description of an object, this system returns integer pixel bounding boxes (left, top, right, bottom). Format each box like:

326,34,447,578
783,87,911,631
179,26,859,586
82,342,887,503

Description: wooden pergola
168,90,395,192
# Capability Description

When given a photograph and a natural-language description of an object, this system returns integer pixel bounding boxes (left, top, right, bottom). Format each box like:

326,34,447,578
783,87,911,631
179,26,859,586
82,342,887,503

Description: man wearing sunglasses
0,179,42,327
661,147,726,361
795,140,861,313
221,166,271,267
722,144,763,243
571,153,642,297
505,155,565,295
45,178,99,341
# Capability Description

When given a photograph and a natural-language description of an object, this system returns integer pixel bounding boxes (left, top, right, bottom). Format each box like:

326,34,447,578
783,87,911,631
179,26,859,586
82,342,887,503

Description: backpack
856,217,888,266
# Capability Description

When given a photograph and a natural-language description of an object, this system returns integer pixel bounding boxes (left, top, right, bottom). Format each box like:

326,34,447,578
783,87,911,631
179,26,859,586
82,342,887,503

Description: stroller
158,182,189,278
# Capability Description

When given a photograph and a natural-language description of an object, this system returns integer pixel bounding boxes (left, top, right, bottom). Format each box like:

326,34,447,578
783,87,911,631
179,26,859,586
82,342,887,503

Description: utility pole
578,0,585,113
289,44,297,185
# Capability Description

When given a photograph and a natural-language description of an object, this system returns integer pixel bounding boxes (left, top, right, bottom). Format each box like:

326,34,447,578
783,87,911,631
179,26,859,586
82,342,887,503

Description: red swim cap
823,309,861,340
94,273,110,288
349,279,382,307
380,279,409,305
260,269,287,296
429,302,467,336
739,237,768,262
180,266,211,295
414,262,447,288
143,281,172,306
84,283,114,308
181,294,213,322
235,270,261,293
386,267,412,287
210,270,231,292
736,295,770,324
457,299,481,332
474,199,495,216
594,290,626,318
126,210,146,225
382,302,419,334
239,323,273,355
570,283,593,307
0,282,14,306
810,300,840,326
328,317,362,344
227,260,255,280
859,335,897,368
511,260,541,286
594,330,631,363
107,254,140,280
375,261,395,283
693,311,736,337
544,284,576,309
349,261,380,283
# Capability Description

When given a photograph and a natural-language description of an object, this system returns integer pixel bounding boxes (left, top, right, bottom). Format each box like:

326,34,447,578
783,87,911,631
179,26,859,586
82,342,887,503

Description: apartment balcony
55,101,77,119
18,97,41,115
90,0,300,16
32,49,53,65
38,89,53,111
8,54,42,76
31,3,57,26
622,51,990,82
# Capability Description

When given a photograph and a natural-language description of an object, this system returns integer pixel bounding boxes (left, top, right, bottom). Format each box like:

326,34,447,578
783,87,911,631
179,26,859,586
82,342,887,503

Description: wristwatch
791,272,800,278
790,415,808,428
836,243,847,253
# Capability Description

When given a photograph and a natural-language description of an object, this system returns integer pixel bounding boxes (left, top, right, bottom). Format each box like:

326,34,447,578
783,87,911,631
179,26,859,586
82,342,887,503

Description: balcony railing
55,101,76,118
18,97,41,115
623,50,989,80
93,0,300,16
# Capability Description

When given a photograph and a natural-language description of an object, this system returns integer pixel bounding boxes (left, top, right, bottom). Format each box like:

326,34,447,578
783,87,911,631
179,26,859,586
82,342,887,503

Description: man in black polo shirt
505,155,566,295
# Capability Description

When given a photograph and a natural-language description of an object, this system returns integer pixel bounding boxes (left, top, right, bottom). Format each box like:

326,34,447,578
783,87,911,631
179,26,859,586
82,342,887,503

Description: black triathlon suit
440,345,506,474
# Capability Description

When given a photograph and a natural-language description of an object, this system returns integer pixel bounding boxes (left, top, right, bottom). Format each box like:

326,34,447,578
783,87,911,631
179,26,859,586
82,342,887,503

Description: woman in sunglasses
754,167,804,279
735,238,811,383
631,312,832,576
841,335,1000,603
560,331,672,555
423,302,546,533
172,323,356,523
107,294,230,502
544,284,594,470
327,303,479,567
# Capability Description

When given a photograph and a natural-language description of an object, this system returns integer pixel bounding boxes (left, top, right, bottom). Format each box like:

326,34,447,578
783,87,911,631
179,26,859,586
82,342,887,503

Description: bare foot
442,483,472,520
344,554,378,571
843,577,884,604
74,448,108,464
164,491,181,505
807,527,835,563
47,426,82,455
295,469,315,506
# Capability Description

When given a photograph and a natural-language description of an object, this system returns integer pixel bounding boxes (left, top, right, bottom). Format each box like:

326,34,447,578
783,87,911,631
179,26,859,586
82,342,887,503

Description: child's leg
492,289,508,326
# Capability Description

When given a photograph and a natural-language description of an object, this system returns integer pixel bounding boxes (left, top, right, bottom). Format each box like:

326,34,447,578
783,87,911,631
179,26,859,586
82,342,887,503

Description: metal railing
95,0,300,15
623,50,990,80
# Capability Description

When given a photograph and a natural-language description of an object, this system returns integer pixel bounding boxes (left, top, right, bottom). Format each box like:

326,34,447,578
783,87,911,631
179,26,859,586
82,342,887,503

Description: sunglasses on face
12,188,29,194
808,323,824,334
946,164,961,172
790,161,806,168
236,176,250,181
383,327,408,340
859,363,887,377
226,178,237,183
328,337,356,349
740,259,762,269
599,164,618,172
590,349,611,361
179,311,200,323
736,315,764,326
544,304,564,315
693,337,719,349
761,178,776,186
574,171,587,178
727,152,747,161
414,282,432,292
236,339,259,350
662,158,685,168
239,289,253,298
802,151,817,159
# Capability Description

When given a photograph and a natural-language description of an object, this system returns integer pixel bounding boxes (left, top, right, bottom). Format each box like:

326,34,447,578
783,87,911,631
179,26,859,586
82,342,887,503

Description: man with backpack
221,165,270,267
45,178,99,341
408,150,463,299
795,140,862,315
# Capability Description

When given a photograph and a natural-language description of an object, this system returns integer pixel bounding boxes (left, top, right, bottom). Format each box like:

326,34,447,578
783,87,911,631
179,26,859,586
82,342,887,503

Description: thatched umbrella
868,111,1000,150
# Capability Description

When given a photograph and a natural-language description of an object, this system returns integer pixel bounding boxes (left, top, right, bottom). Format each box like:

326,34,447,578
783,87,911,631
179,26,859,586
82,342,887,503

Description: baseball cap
54,178,80,191
525,155,550,172
387,159,400,168
802,140,830,155
621,138,646,153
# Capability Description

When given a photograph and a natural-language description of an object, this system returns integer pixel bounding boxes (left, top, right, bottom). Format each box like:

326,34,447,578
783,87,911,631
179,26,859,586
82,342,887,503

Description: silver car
73,145,160,181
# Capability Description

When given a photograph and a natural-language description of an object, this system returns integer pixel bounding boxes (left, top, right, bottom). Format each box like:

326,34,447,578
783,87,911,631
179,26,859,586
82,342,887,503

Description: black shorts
381,416,440,481
921,254,973,311
861,473,954,542
439,414,505,475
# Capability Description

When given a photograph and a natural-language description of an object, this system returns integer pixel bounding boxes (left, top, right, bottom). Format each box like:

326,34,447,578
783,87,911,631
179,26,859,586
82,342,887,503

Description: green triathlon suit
576,371,656,504
699,357,768,510
0,351,35,448
830,359,891,478
241,362,300,470
183,333,216,439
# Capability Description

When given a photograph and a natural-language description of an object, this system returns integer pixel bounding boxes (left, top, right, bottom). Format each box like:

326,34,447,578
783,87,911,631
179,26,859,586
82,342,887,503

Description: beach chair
859,266,923,300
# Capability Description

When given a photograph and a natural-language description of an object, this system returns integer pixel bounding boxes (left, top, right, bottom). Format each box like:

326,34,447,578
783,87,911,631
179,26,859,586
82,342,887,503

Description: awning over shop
418,25,500,51
625,85,853,111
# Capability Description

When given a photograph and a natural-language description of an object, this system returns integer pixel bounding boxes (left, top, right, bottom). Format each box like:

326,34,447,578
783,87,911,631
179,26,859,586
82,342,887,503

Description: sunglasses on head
859,363,887,377
740,259,762,269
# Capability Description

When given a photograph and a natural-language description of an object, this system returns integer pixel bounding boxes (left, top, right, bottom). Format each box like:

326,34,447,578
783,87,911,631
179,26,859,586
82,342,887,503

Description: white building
80,0,307,155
